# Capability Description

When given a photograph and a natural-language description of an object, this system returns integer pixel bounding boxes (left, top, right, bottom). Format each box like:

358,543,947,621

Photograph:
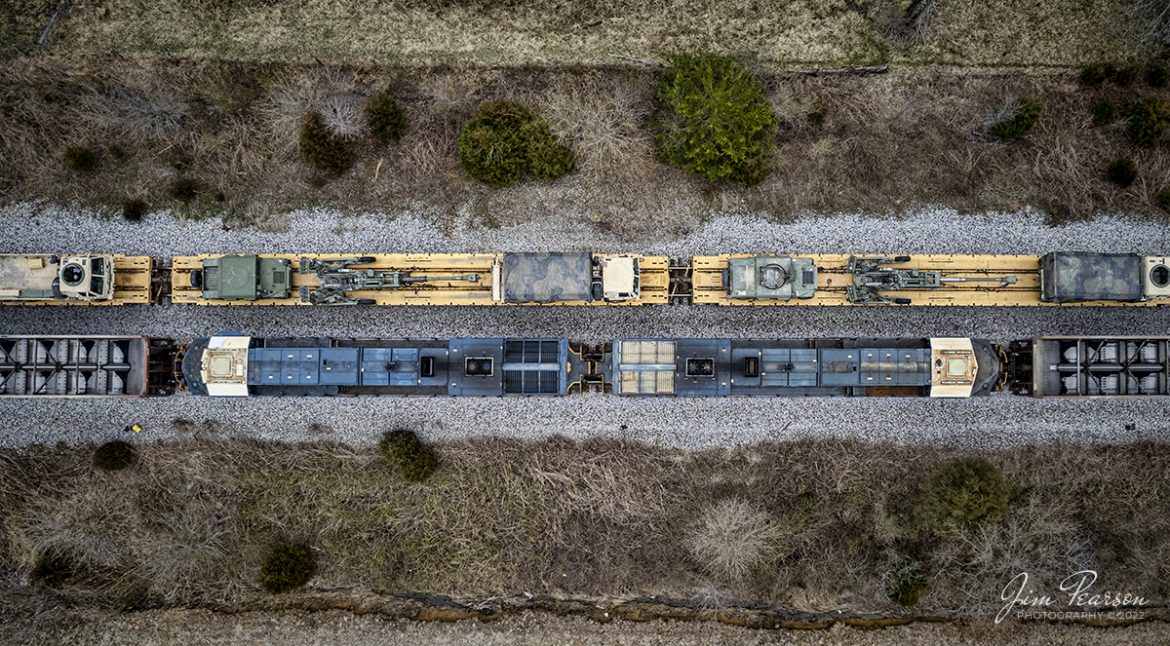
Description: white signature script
996,571,1148,624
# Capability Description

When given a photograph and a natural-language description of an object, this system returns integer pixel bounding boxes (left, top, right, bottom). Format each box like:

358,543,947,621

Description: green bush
458,101,573,187
122,199,148,221
94,441,135,471
300,110,356,175
260,543,316,593
1078,64,1106,86
918,458,1010,531
1106,159,1138,188
990,96,1044,140
1158,188,1170,211
379,429,439,483
169,177,201,202
1091,100,1118,125
885,560,928,607
1091,100,1117,125
806,103,828,127
1125,98,1170,145
1108,64,1138,87
522,119,575,180
1146,64,1169,88
653,54,777,184
366,92,407,143
31,550,78,587
63,146,100,173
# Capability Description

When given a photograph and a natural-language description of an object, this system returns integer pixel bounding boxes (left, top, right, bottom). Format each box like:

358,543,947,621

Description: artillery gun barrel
399,273,479,284
939,276,1018,284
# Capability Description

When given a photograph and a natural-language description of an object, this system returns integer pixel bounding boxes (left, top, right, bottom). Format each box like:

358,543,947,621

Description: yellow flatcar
170,252,670,306
691,253,1170,307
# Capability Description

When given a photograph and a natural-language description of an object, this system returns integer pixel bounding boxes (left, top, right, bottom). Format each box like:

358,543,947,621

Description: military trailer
493,252,642,303
0,254,114,302
1038,252,1170,303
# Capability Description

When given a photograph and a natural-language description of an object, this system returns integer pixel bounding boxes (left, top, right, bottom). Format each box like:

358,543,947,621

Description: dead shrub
299,111,356,175
687,498,776,580
77,85,188,142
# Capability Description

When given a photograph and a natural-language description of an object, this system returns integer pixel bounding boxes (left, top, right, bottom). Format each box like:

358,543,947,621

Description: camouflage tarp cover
1040,252,1143,303
502,252,593,302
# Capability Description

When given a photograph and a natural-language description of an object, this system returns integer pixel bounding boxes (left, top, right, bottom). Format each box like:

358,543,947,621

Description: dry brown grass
1,437,1169,618
3,58,1170,230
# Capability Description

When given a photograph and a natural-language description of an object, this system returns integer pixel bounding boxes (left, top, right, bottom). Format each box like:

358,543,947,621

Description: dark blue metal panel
675,339,731,396
448,338,505,396
318,348,359,386
819,348,862,386
501,338,568,395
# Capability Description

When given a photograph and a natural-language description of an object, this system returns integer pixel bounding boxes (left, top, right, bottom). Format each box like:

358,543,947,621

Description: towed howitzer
298,257,479,305
846,255,1017,304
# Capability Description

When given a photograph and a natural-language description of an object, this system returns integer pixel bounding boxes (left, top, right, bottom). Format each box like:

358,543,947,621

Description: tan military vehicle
0,254,153,305
0,254,114,302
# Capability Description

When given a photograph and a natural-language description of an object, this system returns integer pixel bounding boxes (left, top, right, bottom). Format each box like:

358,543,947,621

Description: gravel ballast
2,203,1169,450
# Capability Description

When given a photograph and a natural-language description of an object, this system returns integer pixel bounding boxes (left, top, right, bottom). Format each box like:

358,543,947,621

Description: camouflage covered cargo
502,252,594,303
1040,252,1145,303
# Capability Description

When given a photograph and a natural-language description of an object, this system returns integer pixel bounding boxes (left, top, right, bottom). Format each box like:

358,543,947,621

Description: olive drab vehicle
725,255,817,300
190,254,293,301
0,254,115,302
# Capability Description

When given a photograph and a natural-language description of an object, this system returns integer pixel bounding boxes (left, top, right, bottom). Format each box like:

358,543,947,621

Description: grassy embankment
1,436,1167,622
2,58,1169,232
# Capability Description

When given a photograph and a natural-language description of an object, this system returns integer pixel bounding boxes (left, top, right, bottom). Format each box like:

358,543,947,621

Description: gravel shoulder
2,205,1169,450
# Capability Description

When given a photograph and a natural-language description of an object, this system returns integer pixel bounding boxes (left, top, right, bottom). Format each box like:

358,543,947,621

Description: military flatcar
169,252,670,306
691,252,1170,306
0,254,153,305
3,250,1168,307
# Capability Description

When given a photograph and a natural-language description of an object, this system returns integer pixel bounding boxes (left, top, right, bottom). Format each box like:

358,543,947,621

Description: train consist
3,334,1167,400
2,251,1169,307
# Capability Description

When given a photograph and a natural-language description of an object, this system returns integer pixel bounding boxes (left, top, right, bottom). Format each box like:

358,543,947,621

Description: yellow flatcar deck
172,254,670,306
692,254,1162,307
0,255,153,306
